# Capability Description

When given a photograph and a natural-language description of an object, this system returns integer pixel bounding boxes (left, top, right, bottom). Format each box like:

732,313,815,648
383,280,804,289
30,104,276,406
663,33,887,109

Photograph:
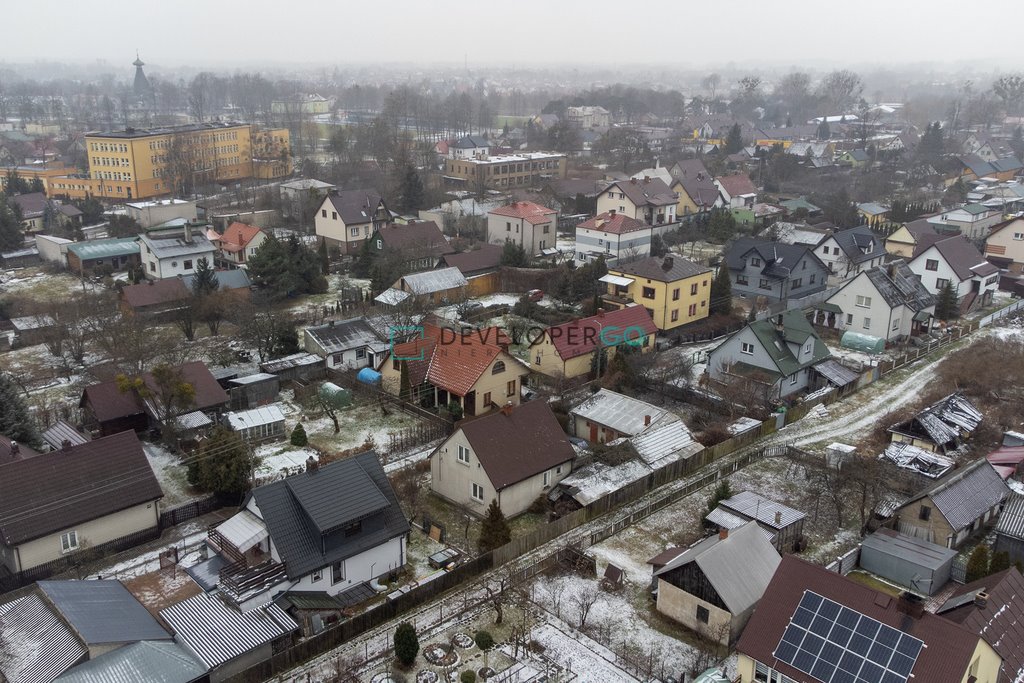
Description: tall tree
395,164,425,214
724,123,744,155
993,75,1024,117
394,622,419,667
117,364,196,442
318,239,330,276
191,257,219,296
935,282,959,321
186,426,257,499
916,122,945,165
499,240,528,267
478,499,512,554
817,70,863,112
0,197,23,251
709,264,733,316
817,120,831,140
0,371,42,448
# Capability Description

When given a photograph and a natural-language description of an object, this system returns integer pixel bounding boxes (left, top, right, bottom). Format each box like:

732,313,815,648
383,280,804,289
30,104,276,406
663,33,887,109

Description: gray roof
38,580,170,645
54,641,207,683
0,594,87,683
40,420,89,451
995,492,1024,540
860,260,935,312
814,359,859,387
65,237,140,260
630,419,703,466
137,231,215,259
305,317,387,356
570,389,672,436
324,190,385,225
159,593,297,669
454,135,489,148
861,528,957,572
829,225,883,265
179,268,251,291
607,177,677,208
655,521,781,614
903,459,1009,531
724,237,824,280
400,266,468,294
717,490,805,529
279,178,335,191
917,236,999,281
889,393,983,447
611,255,711,283
259,352,323,373
248,451,410,579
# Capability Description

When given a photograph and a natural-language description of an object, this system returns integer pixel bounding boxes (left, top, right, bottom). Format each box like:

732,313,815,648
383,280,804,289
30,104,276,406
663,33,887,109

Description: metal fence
978,298,1024,328
159,496,222,529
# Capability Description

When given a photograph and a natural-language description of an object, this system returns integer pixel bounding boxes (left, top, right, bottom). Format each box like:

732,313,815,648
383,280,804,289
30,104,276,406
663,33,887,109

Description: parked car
527,289,544,302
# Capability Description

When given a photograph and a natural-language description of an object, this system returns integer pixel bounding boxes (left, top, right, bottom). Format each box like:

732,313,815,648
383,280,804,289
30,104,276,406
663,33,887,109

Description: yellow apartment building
602,254,712,331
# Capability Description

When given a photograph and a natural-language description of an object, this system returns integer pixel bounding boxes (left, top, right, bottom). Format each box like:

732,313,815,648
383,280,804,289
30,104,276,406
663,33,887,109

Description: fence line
824,545,861,575
159,495,222,529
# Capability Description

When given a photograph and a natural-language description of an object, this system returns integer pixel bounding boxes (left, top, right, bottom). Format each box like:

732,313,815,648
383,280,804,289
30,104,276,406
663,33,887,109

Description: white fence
978,298,1024,328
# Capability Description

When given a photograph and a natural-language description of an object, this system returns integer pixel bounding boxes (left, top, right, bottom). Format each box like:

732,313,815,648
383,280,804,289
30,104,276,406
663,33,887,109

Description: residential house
885,218,942,259
705,490,806,553
734,555,1003,683
225,405,286,443
994,493,1024,565
837,148,870,168
650,522,781,646
595,177,678,226
927,204,1004,241
714,173,757,210
630,165,674,187
773,222,830,247
909,235,1000,312
0,430,163,581
53,641,207,683
574,211,655,263
202,451,408,611
211,221,267,267
956,153,1023,183
303,317,389,370
671,174,723,220
120,277,191,319
888,392,983,454
600,255,712,331
486,201,558,256
160,592,297,683
179,268,252,296
80,360,229,436
568,388,673,445
375,267,469,308
34,233,74,264
723,237,829,303
539,177,605,215
857,202,890,223
823,259,936,340
986,444,1024,481
814,225,886,283
278,179,335,219
937,567,1024,683
566,106,610,128
859,528,958,596
431,400,575,518
779,197,823,218
368,220,453,272
450,135,490,159
65,236,141,276
10,192,82,232
892,458,1009,548
530,306,657,381
138,224,217,280
983,216,1024,283
314,189,390,255
125,198,198,228
437,243,503,278
378,322,527,417
707,310,832,400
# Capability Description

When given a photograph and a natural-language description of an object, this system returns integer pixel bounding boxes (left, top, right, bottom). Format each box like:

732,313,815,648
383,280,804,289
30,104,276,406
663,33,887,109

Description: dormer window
751,257,761,267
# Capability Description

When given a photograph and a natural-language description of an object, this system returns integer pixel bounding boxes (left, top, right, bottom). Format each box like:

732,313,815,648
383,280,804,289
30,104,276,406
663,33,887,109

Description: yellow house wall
885,225,917,258
596,191,640,220
736,654,756,682
959,638,1002,683
896,494,955,547
380,351,526,416
656,579,733,646
671,182,703,218
607,269,711,330
985,219,1024,270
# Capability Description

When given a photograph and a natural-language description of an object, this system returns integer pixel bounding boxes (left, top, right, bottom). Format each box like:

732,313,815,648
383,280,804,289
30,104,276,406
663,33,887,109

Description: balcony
218,558,289,608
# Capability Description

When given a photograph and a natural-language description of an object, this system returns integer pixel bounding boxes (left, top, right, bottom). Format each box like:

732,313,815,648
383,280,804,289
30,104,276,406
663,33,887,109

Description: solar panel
773,591,924,683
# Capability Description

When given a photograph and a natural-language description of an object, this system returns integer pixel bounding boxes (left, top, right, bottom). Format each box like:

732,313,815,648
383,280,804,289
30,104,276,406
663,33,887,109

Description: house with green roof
707,310,832,400
65,237,141,275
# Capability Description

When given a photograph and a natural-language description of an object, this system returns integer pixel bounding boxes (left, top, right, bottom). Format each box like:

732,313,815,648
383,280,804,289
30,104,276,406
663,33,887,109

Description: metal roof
814,359,859,387
65,237,139,260
861,528,957,571
0,594,87,683
375,288,411,306
905,459,1009,531
38,580,170,645
599,273,635,287
137,231,215,259
304,318,386,355
215,509,269,553
630,419,703,466
996,493,1024,540
225,404,285,431
41,420,89,451
259,352,322,373
890,393,983,448
718,490,806,529
570,389,670,437
401,267,468,295
881,442,955,479
227,372,278,386
705,507,776,543
655,521,781,614
175,410,213,430
160,593,297,669
53,641,207,683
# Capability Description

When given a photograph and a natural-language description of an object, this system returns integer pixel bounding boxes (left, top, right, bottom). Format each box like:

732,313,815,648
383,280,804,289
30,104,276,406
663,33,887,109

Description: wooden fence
159,496,222,529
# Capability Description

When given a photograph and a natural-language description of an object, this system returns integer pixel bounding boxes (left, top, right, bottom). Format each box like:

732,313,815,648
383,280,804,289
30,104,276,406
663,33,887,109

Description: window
792,278,802,289
759,278,770,289
483,392,491,406
60,531,78,553
892,318,900,331
492,361,506,375
343,521,362,537
183,260,193,270
751,257,762,267
855,295,872,308
355,349,366,359
863,317,871,330
810,273,816,284
925,259,939,271
919,505,932,521
332,560,345,584
471,483,485,501
506,379,516,397
936,277,949,289
543,471,550,486
790,374,799,385
696,605,710,624
690,283,698,296
736,275,749,286
1014,232,1024,240
642,286,656,299
506,221,511,232
543,225,550,234
846,313,853,325
312,568,323,582
688,303,697,316
149,262,155,272
672,288,680,301
671,310,679,322
376,239,382,249
741,342,755,355
392,359,400,371
332,211,338,220
458,445,470,464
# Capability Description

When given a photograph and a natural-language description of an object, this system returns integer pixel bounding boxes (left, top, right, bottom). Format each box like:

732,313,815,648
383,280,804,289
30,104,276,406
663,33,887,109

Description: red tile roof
218,222,262,253
81,361,228,423
390,324,522,397
716,173,757,198
577,212,649,235
540,306,657,361
489,201,557,225
737,555,985,683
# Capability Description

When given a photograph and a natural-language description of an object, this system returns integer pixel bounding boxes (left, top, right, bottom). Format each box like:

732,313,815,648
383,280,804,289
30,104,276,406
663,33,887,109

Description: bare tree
571,582,601,630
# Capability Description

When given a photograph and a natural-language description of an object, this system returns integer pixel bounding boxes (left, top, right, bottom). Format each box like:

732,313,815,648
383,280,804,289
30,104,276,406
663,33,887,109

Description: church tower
132,52,153,100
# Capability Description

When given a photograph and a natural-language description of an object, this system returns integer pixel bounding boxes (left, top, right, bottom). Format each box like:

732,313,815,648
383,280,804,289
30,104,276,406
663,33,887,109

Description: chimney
774,314,784,332
62,440,72,452
662,256,674,271
897,591,925,619
306,455,319,473
501,402,513,416
184,222,193,243
328,319,335,327
630,178,637,185
609,209,616,218
643,176,651,184
597,308,605,318
775,511,782,526
10,441,19,457
974,591,989,609
719,527,729,540
644,414,651,426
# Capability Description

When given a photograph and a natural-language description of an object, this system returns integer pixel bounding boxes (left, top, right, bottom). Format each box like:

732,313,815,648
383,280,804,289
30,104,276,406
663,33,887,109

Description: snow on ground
88,524,209,581
255,444,320,483
0,266,100,298
586,540,656,586
527,622,640,683
144,443,206,507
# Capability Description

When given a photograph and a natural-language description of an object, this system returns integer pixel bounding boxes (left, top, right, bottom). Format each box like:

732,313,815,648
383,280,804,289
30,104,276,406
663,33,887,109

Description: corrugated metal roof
40,420,89,451
137,232,216,259
53,641,207,683
375,288,411,306
65,237,139,260
861,528,957,571
911,459,1009,531
705,507,776,543
571,389,670,437
226,405,285,431
630,419,703,466
0,594,87,683
175,410,213,430
260,353,322,373
996,493,1024,540
719,490,806,529
814,359,859,387
38,580,171,645
159,593,297,669
881,442,955,479
401,267,468,295
228,372,278,386
215,509,269,552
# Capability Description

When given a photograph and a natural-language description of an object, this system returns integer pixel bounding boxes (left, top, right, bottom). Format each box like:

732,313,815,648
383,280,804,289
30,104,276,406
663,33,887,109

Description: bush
290,423,308,447
965,545,990,584
460,671,477,683
394,622,419,666
474,630,494,651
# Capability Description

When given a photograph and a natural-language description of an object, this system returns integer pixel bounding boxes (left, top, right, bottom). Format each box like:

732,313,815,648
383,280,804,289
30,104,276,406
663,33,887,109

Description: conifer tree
710,265,733,316
478,499,512,554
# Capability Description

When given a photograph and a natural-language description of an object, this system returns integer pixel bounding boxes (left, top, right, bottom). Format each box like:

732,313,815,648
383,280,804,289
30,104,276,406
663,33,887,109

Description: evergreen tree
706,480,733,518
0,198,24,251
917,122,945,164
0,371,43,448
710,265,733,316
396,164,425,213
394,622,419,667
352,238,374,278
965,544,990,583
817,120,831,140
191,257,219,296
709,209,737,242
248,235,327,299
29,177,45,194
290,423,308,447
499,240,528,267
399,360,412,401
935,282,959,321
478,499,512,554
747,304,757,321
649,234,668,258
318,238,330,276
989,550,1011,575
1011,126,1024,159
724,123,744,154
186,426,256,499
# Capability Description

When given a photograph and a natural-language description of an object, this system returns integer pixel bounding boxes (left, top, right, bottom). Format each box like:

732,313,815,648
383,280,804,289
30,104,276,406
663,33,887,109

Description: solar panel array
773,591,924,683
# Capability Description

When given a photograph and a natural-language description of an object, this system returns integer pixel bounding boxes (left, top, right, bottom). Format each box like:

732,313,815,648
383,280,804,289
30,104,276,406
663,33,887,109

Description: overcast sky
4,0,1024,69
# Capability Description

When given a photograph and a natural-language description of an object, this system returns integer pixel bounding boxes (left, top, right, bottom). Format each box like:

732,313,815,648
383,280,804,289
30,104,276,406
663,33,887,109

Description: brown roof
121,278,190,310
611,255,711,283
488,201,557,225
927,235,1000,280
0,434,42,465
608,177,677,208
457,400,575,490
737,555,986,683
378,221,453,255
324,189,384,225
541,306,657,361
577,212,649,235
0,430,163,545
938,568,1024,683
438,243,502,276
716,173,758,198
646,547,686,569
81,361,228,423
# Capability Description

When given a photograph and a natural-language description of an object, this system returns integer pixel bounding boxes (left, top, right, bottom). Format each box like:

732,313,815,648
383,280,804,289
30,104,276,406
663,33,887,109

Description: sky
4,0,1024,69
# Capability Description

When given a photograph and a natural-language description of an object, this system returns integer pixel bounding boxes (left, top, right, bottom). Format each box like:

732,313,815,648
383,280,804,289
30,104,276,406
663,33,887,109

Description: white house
823,260,935,340
303,317,389,370
211,222,268,267
137,224,217,280
574,211,655,263
486,201,558,256
314,190,390,255
926,204,1004,241
566,106,611,128
125,198,198,229
450,135,490,160
813,225,886,284
596,178,677,226
909,235,1000,312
